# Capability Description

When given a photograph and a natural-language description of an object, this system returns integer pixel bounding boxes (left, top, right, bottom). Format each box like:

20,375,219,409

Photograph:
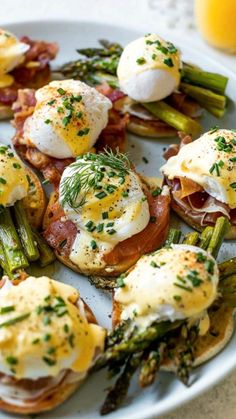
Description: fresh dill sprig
60,149,131,210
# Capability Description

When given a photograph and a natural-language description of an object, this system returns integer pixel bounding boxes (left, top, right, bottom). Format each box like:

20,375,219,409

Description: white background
1,1,236,418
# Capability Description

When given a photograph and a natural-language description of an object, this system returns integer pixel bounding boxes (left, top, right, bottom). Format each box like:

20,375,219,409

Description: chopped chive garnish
76,111,83,118
173,283,192,292
68,334,75,348
32,338,40,344
43,356,56,366
152,188,161,197
0,313,30,328
196,252,207,263
6,356,18,365
77,127,90,136
12,163,21,169
85,220,96,232
102,212,108,219
72,95,82,102
117,275,126,288
142,156,149,164
47,99,56,105
95,191,107,199
97,223,104,233
122,191,129,197
91,240,97,250
47,347,56,355
0,306,15,314
64,324,69,333
42,178,50,185
0,177,6,184
44,119,52,124
167,42,177,53
163,58,174,67
209,125,219,134
150,260,158,268
209,160,224,176
136,57,146,65
205,259,215,274
173,295,182,301
107,229,116,235
230,157,236,162
107,222,114,227
43,333,51,342
230,182,236,190
57,88,66,95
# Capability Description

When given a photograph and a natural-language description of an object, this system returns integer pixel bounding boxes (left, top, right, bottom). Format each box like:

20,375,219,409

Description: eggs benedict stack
0,28,58,120
43,149,170,278
0,275,105,414
161,128,236,239
97,233,235,414
114,245,219,330
117,33,182,103
0,29,29,119
0,143,46,228
12,80,114,185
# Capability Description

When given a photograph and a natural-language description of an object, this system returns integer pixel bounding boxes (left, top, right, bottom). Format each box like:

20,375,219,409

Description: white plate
1,20,236,419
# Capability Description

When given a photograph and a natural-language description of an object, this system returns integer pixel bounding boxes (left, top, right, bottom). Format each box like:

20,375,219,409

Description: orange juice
195,0,236,52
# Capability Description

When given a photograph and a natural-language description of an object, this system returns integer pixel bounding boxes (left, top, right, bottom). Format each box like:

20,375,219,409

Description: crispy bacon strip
0,37,58,107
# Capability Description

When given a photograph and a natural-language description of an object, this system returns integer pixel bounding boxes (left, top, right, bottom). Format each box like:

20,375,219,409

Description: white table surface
1,1,236,418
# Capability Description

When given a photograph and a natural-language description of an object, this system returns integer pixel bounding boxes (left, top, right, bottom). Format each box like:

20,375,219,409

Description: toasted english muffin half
42,177,170,280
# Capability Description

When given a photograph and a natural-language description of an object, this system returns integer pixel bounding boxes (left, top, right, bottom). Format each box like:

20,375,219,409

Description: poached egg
117,33,181,103
0,144,28,207
59,151,150,272
0,29,29,88
115,244,219,329
0,276,105,380
161,128,236,209
23,80,112,159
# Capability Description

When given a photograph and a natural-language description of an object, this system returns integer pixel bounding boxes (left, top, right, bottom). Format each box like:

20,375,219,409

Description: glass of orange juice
195,0,236,52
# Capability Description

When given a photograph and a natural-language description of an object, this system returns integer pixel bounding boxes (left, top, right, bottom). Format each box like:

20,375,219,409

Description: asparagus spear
180,83,226,110
175,325,198,385
13,201,40,262
181,64,228,95
77,40,123,58
198,226,214,250
206,217,229,258
86,71,119,88
219,274,236,306
139,343,166,387
100,352,143,415
219,257,236,279
0,208,29,272
96,320,182,369
32,230,56,267
143,102,201,136
182,231,199,245
165,228,182,247
0,241,14,279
